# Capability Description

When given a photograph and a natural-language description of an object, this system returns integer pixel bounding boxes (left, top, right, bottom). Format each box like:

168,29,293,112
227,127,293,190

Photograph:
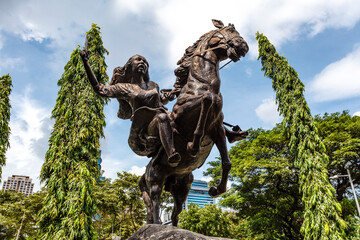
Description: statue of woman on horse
80,19,249,226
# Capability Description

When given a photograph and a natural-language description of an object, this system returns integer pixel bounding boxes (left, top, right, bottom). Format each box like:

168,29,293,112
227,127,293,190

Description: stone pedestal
128,224,235,240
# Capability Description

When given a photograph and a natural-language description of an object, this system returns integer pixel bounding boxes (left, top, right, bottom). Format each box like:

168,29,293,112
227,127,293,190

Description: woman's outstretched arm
97,83,139,99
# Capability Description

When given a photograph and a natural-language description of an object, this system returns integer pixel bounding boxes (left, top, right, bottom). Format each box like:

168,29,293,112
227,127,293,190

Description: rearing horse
140,19,249,226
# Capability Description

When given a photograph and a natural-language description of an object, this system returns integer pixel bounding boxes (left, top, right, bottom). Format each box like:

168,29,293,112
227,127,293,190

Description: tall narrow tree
39,24,109,239
0,74,12,182
256,33,345,240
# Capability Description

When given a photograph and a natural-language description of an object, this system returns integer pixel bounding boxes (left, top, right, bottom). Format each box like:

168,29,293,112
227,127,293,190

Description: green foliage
256,32,345,240
206,112,360,239
92,173,173,239
316,111,360,201
39,24,109,240
0,190,24,239
0,74,12,181
92,172,146,239
179,203,238,238
315,111,360,238
112,172,146,239
345,216,360,240
0,189,46,239
205,127,302,239
159,189,173,222
0,172,148,239
93,178,118,239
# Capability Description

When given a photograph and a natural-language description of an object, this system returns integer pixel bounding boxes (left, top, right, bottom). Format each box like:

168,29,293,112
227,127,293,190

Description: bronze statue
79,53,181,167
80,19,248,226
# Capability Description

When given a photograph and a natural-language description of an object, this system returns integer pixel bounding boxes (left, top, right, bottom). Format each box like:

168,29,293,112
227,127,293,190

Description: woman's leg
148,113,181,167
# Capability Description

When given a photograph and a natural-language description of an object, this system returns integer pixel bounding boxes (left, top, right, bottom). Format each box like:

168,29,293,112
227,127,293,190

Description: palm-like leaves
256,32,345,240
0,74,12,181
39,24,109,239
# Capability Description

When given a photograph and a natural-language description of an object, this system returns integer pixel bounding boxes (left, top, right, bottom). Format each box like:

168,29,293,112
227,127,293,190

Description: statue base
128,224,236,240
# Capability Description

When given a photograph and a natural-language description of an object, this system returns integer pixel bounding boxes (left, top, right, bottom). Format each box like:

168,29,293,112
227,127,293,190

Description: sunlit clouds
309,44,360,102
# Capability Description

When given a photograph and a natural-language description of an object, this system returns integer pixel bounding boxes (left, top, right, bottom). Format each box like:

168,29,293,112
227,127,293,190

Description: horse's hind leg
149,180,164,224
209,122,231,197
139,174,153,224
187,92,213,155
170,173,193,226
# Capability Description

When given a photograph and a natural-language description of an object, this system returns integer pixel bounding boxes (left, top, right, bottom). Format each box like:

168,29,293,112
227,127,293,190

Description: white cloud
2,86,52,191
0,34,3,50
100,155,128,181
129,165,146,176
154,0,360,63
255,98,281,125
200,177,212,182
0,57,24,74
353,111,360,117
0,0,169,73
1,0,359,71
20,22,48,42
309,45,360,102
245,68,253,77
114,0,162,14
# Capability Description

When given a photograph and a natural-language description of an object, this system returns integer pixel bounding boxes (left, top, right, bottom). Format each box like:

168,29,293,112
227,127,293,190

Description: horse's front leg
187,92,214,156
209,122,231,197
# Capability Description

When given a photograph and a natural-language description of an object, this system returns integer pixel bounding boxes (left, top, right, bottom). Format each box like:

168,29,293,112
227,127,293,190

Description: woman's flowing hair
110,55,150,119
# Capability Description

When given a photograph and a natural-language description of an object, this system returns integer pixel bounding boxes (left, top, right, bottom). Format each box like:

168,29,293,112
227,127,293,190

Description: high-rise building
2,175,34,196
163,179,215,224
183,180,215,209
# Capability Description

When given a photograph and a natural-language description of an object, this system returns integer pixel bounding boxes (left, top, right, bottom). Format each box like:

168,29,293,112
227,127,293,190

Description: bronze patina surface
80,19,248,226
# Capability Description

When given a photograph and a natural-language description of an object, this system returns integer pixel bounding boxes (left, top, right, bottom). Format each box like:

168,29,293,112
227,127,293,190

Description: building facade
163,179,215,224
183,180,215,209
2,175,34,196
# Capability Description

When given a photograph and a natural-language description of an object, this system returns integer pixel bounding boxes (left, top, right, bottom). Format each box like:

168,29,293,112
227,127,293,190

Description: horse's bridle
193,27,240,69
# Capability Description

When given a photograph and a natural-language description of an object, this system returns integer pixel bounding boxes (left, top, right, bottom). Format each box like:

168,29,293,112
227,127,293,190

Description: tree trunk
130,204,136,230
15,212,26,240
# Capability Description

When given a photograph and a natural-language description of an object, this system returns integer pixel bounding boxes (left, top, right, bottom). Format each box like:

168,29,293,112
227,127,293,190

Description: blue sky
1,0,360,191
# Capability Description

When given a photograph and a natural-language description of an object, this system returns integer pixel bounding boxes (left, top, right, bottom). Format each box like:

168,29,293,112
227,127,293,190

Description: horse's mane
173,30,215,92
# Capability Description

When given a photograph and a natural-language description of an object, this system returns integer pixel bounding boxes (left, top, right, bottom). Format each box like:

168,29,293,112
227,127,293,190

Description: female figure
79,51,181,167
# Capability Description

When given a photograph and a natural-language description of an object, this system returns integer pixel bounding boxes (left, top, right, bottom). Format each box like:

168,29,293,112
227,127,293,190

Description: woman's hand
79,49,90,62
160,89,177,102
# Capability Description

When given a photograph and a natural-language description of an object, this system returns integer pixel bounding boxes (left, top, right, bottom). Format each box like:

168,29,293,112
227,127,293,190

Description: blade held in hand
84,34,89,51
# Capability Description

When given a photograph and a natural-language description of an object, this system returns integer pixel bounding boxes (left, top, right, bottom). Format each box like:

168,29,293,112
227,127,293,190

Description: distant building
2,175,34,196
96,150,105,182
163,179,215,224
184,180,215,209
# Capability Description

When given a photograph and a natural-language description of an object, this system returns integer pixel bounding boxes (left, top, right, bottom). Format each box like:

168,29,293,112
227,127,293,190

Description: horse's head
208,19,248,62
174,20,249,91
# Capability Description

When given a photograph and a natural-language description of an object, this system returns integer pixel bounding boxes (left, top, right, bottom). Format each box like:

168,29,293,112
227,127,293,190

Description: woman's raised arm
79,49,101,92
79,50,140,100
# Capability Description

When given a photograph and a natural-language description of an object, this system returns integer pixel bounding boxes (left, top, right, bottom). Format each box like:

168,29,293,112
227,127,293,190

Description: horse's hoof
187,142,198,157
168,152,181,167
